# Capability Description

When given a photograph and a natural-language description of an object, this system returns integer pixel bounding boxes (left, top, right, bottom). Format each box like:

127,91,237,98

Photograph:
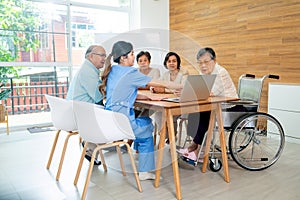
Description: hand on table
150,86,165,94
147,95,166,101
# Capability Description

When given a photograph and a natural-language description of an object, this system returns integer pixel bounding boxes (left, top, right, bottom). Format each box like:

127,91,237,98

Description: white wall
140,0,169,29
130,0,169,30
126,0,169,74
100,1,170,74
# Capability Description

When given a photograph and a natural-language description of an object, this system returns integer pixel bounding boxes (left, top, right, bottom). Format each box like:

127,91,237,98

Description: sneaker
139,172,156,181
120,145,128,153
84,154,101,166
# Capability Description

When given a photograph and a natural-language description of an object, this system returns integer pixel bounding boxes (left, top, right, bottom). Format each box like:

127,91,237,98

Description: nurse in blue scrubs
99,41,181,181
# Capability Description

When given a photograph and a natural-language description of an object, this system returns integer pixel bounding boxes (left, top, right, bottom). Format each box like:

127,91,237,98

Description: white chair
72,101,142,200
45,94,80,181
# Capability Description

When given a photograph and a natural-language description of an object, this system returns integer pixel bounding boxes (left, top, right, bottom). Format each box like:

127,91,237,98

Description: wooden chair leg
126,143,142,192
178,119,184,147
77,142,142,199
153,122,157,147
6,111,9,135
116,145,126,176
46,130,61,169
81,150,97,200
74,142,88,185
79,136,82,144
56,131,78,181
98,148,107,171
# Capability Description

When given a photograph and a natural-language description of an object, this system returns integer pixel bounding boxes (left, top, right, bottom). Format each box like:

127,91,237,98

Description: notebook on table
162,74,216,103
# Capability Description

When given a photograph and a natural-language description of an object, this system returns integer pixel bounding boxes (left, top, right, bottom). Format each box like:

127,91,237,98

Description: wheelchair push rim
228,112,285,171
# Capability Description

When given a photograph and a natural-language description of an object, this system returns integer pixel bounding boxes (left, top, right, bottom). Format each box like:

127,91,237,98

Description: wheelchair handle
245,74,255,78
267,74,280,80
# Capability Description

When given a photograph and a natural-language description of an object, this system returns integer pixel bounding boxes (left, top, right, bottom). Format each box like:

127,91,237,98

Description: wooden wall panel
170,0,300,112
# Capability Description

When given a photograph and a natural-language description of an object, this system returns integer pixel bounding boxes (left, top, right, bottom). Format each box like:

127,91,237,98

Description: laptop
162,74,216,103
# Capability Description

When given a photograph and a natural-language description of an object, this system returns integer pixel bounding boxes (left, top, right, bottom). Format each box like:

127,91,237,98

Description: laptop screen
162,74,216,103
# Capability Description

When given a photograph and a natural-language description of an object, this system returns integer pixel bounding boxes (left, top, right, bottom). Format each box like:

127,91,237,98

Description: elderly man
67,45,106,104
67,45,106,165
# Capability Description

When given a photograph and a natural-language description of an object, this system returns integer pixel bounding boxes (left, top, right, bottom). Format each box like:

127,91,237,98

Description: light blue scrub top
67,59,103,103
105,65,155,172
105,65,152,138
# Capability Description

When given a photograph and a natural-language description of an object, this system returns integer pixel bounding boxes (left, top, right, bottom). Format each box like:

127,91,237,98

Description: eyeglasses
92,53,106,58
197,59,213,66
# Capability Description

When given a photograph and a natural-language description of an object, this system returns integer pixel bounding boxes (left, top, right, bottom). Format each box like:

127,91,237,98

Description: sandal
177,148,203,163
187,142,198,152
176,148,188,155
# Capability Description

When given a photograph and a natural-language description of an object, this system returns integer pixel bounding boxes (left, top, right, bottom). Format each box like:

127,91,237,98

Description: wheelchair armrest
222,101,258,112
222,100,257,105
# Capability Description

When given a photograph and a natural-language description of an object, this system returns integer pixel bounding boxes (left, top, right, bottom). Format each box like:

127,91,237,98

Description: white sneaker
139,172,155,181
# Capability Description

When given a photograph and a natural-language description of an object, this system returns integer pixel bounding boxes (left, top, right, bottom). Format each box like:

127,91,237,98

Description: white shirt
204,63,238,98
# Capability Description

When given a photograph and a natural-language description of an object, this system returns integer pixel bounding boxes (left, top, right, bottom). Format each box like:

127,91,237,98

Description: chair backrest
238,75,264,103
72,100,135,144
45,94,77,131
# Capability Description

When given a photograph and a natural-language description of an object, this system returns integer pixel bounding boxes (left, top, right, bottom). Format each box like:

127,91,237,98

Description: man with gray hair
67,45,106,105
67,45,107,165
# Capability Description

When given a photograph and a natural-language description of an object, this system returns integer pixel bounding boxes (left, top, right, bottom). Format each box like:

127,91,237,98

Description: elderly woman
178,47,238,162
153,52,189,143
137,51,160,81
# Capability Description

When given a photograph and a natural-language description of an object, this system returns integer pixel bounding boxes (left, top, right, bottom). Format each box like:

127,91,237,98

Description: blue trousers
132,117,155,172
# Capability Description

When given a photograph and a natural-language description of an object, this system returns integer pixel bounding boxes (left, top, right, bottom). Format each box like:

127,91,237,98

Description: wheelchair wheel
228,112,285,171
209,157,222,172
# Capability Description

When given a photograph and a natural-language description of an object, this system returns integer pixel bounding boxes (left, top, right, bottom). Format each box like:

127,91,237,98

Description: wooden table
135,91,239,200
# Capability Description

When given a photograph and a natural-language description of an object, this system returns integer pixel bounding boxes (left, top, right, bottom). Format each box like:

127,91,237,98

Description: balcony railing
1,75,69,115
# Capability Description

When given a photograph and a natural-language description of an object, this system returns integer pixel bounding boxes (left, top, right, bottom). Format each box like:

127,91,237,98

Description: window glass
0,1,130,64
70,0,130,7
0,0,130,79
0,0,132,115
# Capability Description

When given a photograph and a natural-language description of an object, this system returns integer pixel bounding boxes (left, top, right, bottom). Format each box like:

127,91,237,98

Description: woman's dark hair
111,41,133,63
196,47,216,60
163,52,181,69
136,51,151,62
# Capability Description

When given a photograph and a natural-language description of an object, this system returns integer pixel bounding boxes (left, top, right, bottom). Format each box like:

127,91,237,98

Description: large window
71,23,95,48
0,0,131,79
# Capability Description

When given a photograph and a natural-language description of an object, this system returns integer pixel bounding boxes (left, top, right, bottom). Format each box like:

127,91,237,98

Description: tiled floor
0,126,300,200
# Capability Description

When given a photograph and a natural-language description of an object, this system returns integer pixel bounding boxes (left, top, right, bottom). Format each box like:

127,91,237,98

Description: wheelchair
179,74,285,172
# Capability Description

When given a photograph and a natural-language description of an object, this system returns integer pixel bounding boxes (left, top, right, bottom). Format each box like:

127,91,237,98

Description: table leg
154,119,166,188
166,109,182,200
215,103,230,182
202,110,216,173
